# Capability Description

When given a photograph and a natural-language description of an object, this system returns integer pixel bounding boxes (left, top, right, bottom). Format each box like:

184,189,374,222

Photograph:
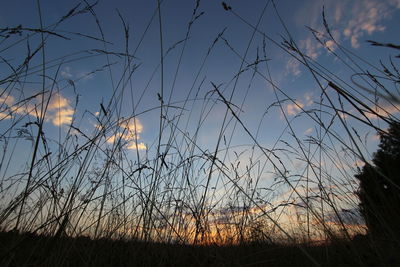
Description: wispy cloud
300,37,321,60
0,94,15,107
61,66,73,79
295,0,400,58
285,58,301,77
304,127,313,135
342,0,390,48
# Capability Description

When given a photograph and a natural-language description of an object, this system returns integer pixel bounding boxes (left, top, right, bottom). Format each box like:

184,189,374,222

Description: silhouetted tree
355,121,400,243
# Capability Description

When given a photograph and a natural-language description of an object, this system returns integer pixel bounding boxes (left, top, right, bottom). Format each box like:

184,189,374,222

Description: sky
1,0,400,239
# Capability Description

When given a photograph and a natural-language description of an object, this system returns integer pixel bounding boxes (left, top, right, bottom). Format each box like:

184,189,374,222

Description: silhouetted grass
2,230,399,266
0,0,399,266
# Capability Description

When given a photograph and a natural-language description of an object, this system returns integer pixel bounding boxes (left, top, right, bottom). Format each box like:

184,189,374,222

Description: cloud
50,107,74,126
0,94,15,107
304,128,313,135
342,0,389,48
372,133,380,141
0,92,75,127
295,0,400,58
61,66,73,79
338,111,348,119
325,40,336,51
389,0,400,8
353,159,365,168
300,37,320,60
283,92,316,117
0,94,16,120
44,93,75,126
364,102,400,119
126,142,147,150
304,92,314,106
0,111,12,120
285,58,301,77
286,101,304,116
106,118,147,151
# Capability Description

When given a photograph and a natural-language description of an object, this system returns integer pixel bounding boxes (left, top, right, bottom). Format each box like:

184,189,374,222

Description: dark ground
0,231,399,266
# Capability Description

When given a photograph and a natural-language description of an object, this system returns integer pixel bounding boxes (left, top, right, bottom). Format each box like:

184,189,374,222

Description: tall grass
0,0,399,265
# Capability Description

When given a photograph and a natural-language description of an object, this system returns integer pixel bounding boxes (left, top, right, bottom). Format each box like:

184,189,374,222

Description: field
0,0,399,266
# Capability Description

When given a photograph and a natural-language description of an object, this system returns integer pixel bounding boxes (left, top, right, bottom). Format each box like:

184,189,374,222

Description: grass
2,230,399,266
0,0,399,266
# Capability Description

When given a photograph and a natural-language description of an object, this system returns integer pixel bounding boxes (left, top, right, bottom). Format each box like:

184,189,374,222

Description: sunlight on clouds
304,128,313,135
325,40,336,51
45,93,75,126
372,133,380,141
342,0,397,48
126,142,147,150
353,159,365,168
50,108,74,126
0,94,15,120
300,37,320,60
0,94,15,107
284,93,315,117
338,111,348,119
107,118,147,150
0,92,75,127
286,101,304,116
0,111,12,120
365,102,400,119
285,58,301,77
296,0,399,59
47,94,70,110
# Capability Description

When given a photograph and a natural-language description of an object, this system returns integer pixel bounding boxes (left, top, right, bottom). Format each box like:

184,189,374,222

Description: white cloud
304,127,313,135
295,0,400,57
353,159,365,168
338,111,348,119
304,92,314,106
340,0,399,49
343,0,390,48
126,142,147,150
285,58,301,77
286,101,304,116
284,93,314,117
50,107,74,126
45,93,75,126
300,37,320,60
106,118,147,151
325,40,336,51
47,93,71,110
0,92,75,127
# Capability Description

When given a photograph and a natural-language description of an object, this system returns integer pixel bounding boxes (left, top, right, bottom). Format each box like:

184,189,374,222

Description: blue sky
1,0,399,174
1,0,400,237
